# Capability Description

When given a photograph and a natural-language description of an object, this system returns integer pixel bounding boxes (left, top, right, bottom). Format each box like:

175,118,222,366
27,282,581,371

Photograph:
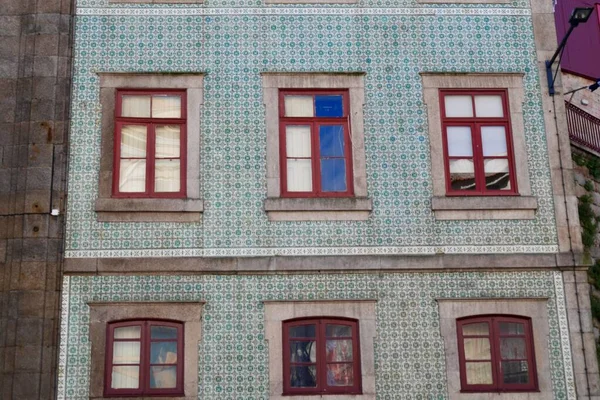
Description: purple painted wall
554,1,600,80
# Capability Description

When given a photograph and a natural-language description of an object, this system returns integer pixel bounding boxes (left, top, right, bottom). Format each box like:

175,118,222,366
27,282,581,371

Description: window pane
446,126,473,157
321,159,347,192
289,325,316,338
499,322,525,335
464,338,491,360
290,365,317,387
449,159,475,191
119,160,146,192
114,326,141,339
502,361,529,384
500,337,526,360
286,126,311,158
326,363,354,386
287,159,312,192
326,324,352,338
326,339,353,362
484,159,510,190
465,362,493,385
462,322,489,336
481,126,507,157
315,95,343,117
150,341,178,364
122,95,151,118
284,95,314,117
113,341,140,364
319,125,345,157
151,326,178,340
475,95,504,118
290,340,317,363
112,366,140,389
155,125,180,158
444,95,473,117
121,125,147,158
154,159,180,193
150,366,177,388
152,95,181,118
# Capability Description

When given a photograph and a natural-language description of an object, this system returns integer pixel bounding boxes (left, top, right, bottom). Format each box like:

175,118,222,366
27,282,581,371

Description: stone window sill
266,0,356,3
264,197,372,221
417,0,509,3
431,196,538,220
109,0,203,3
95,198,203,222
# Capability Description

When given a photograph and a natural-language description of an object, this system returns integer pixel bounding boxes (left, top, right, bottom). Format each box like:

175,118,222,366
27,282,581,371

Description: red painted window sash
440,89,518,196
113,90,187,199
278,90,354,198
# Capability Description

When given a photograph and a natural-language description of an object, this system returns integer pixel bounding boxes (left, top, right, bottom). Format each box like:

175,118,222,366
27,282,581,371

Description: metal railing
566,101,600,153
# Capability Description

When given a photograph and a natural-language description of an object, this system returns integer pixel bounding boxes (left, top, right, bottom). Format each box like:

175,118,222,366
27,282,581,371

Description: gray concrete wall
0,0,73,398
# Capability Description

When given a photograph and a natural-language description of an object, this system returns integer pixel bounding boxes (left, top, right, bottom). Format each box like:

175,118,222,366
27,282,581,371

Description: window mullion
147,124,156,197
312,121,321,195
318,320,326,393
472,122,485,193
491,318,501,391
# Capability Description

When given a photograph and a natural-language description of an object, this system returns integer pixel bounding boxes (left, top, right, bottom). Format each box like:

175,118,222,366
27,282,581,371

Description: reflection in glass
112,366,140,389
284,96,314,117
321,159,347,192
326,324,352,338
150,366,177,388
290,341,317,363
446,126,473,157
481,126,507,157
502,361,529,384
122,95,151,118
444,95,473,118
449,159,476,191
484,159,510,190
464,338,491,361
319,125,345,157
290,365,317,387
151,341,178,364
326,340,353,362
289,325,316,338
500,337,526,360
462,323,489,336
326,364,353,386
499,322,525,335
315,95,343,117
465,362,493,385
474,95,504,118
151,326,178,340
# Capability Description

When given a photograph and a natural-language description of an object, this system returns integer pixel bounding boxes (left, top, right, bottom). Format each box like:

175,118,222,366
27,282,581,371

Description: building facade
58,0,599,399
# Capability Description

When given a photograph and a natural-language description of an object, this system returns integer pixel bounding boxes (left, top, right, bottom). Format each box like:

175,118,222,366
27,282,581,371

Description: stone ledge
95,198,203,222
264,197,372,211
431,196,538,210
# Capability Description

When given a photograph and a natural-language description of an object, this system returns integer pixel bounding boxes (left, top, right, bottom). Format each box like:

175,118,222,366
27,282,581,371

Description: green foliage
589,261,600,291
585,181,595,192
579,195,598,249
573,152,588,167
592,294,600,322
573,152,600,180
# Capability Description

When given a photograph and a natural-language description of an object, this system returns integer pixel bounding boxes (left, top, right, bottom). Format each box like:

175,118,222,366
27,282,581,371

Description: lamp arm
545,24,576,96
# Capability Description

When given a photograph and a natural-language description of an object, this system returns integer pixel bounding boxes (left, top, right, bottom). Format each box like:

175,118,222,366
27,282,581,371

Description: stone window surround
88,302,204,400
262,72,372,221
263,300,376,400
421,73,538,220
417,0,509,4
109,0,203,4
95,73,204,223
436,298,552,400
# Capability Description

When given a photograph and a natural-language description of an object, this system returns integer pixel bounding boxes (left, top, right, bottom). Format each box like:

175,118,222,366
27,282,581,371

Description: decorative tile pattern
65,7,558,258
554,272,577,399
57,271,574,399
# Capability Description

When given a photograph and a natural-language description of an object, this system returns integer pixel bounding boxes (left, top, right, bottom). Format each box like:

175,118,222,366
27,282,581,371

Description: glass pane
464,338,491,360
289,325,316,338
284,95,314,117
481,126,507,157
287,159,312,192
447,126,473,157
484,159,510,190
155,125,180,158
154,159,180,193
326,363,354,386
112,366,139,389
286,126,311,158
113,341,140,364
499,322,525,335
290,365,317,388
119,159,146,193
114,326,141,339
151,342,178,365
290,340,317,363
475,95,504,118
321,159,347,192
121,125,147,158
449,159,475,191
326,324,352,338
122,95,151,118
319,125,345,157
326,339,353,362
465,362,493,385
502,361,529,384
315,95,343,117
444,95,473,117
462,323,489,336
152,95,181,118
150,366,177,388
151,326,178,340
500,337,526,360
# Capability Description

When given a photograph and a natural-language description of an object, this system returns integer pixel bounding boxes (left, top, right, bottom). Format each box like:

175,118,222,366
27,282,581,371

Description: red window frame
282,317,362,396
104,320,184,397
457,315,538,393
279,89,354,198
113,89,187,198
440,89,518,195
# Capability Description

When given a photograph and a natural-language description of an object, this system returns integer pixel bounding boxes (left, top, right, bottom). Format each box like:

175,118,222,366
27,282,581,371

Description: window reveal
280,91,354,197
440,90,517,195
114,90,187,198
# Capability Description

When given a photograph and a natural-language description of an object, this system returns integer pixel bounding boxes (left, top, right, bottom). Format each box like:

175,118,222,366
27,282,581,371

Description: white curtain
155,160,180,192
119,160,146,192
475,95,504,117
112,366,140,389
286,125,312,192
444,95,473,117
284,95,314,117
152,95,181,118
122,95,151,118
